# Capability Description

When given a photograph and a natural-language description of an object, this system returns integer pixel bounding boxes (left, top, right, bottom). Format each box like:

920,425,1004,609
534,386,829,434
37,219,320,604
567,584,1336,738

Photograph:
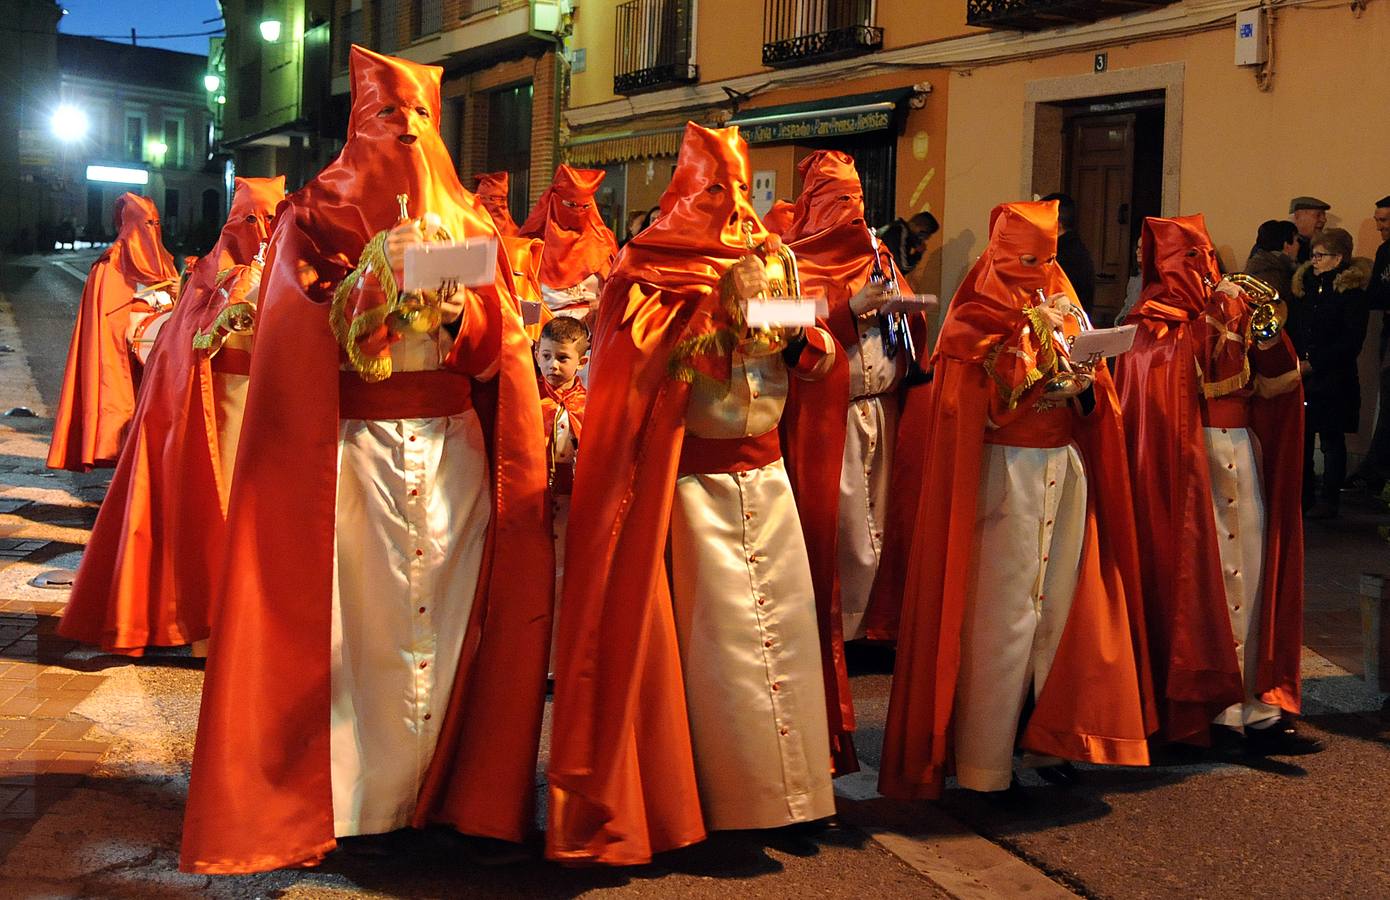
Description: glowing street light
50,105,89,143
148,140,168,160
204,74,221,92
259,19,282,42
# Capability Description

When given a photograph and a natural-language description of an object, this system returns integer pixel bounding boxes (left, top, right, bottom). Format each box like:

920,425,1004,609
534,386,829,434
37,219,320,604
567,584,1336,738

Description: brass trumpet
1037,290,1098,399
1208,272,1285,343
390,193,453,335
739,220,800,354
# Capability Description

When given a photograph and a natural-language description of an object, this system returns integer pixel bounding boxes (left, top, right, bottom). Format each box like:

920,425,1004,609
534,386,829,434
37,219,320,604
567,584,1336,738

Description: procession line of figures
46,47,1321,875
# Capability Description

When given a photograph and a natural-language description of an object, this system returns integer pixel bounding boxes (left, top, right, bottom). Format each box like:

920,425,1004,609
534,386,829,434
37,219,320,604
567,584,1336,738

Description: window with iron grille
415,0,443,37
965,0,1176,30
338,6,365,68
461,0,502,16
376,0,399,52
614,0,698,95
762,0,881,68
487,84,533,222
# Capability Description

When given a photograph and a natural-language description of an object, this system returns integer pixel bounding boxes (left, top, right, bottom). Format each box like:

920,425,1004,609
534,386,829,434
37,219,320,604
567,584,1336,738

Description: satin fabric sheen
518,164,618,290
474,171,519,236
548,123,780,866
1116,214,1304,744
58,177,284,655
180,46,551,874
48,192,177,471
878,201,1155,801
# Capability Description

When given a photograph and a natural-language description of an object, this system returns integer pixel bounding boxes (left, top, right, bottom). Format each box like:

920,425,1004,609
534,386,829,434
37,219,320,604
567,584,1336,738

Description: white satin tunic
953,442,1087,791
541,273,601,319
329,329,492,837
670,343,836,831
838,319,904,640
1205,427,1282,728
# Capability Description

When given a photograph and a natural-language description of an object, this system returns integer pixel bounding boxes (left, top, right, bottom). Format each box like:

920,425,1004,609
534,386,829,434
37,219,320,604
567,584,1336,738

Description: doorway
1061,94,1164,324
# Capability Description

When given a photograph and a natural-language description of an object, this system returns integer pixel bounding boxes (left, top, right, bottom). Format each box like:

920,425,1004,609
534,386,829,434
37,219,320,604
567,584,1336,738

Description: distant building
52,35,225,251
0,0,62,253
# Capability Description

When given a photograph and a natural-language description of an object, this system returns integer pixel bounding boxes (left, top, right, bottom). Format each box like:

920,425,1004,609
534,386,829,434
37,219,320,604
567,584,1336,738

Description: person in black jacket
1349,196,1390,492
1041,193,1096,314
876,211,939,275
1290,227,1372,517
1244,219,1299,304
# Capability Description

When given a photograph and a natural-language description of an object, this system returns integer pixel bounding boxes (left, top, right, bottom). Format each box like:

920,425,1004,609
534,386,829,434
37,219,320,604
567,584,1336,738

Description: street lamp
204,74,222,92
50,105,89,143
259,19,282,42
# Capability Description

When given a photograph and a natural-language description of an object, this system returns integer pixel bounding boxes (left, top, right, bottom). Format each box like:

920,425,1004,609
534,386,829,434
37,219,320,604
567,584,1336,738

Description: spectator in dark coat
876,211,939,275
1350,196,1390,492
1290,227,1372,517
1041,192,1096,313
1244,219,1299,303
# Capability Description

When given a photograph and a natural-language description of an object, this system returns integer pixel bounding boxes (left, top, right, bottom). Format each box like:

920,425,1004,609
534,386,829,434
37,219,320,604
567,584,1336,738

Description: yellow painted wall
569,1,977,109
941,3,1389,444
941,5,1390,296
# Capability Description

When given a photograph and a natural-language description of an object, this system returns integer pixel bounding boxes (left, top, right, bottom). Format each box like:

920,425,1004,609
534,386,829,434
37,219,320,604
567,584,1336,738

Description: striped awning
563,127,685,166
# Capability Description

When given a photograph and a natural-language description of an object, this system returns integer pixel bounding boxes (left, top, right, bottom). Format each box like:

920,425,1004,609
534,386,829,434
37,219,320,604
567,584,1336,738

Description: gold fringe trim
193,302,257,353
1198,313,1253,399
330,230,398,383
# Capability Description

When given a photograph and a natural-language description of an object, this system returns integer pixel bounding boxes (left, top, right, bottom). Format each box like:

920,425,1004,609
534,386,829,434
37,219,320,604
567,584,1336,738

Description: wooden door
1067,113,1135,321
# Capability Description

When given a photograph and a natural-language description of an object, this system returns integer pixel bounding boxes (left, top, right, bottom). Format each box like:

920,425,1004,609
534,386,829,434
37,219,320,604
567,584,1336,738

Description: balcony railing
762,0,881,68
965,0,1177,31
417,0,444,37
614,0,698,95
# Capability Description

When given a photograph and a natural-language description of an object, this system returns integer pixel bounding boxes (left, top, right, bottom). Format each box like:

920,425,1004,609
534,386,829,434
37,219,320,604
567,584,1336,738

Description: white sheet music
403,240,498,292
1069,324,1137,359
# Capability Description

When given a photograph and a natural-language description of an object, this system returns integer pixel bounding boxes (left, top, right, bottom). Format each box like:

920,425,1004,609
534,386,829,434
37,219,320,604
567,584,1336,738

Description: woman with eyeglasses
1290,227,1372,518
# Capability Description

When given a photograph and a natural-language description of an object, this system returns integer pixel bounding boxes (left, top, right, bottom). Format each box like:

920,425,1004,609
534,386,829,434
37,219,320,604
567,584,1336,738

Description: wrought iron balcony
966,0,1177,31
762,0,881,68
614,0,699,96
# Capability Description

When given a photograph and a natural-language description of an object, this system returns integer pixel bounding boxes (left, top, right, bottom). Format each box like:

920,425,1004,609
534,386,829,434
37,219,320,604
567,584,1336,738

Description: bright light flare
259,19,282,42
50,105,89,143
86,165,149,185
204,74,221,92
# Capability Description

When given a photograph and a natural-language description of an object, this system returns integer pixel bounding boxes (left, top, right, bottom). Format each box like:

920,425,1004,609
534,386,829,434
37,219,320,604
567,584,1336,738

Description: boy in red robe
1117,214,1318,755
49,192,177,471
878,200,1154,801
518,164,618,319
57,176,284,655
179,46,551,874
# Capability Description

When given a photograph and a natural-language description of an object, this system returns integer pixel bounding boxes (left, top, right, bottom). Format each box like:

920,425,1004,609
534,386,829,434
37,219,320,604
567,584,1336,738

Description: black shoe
1304,502,1339,520
973,776,1032,810
1244,720,1324,757
1034,761,1080,786
338,832,406,857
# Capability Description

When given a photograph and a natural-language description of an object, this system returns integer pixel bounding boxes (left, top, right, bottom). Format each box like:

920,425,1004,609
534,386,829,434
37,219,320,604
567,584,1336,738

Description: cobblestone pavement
0,252,1387,899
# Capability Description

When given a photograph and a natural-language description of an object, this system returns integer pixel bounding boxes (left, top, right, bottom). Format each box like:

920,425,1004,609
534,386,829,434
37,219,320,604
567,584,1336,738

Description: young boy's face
536,337,588,389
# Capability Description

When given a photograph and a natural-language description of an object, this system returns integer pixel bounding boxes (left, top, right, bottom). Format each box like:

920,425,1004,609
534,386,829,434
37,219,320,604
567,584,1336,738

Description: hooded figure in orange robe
518,164,618,318
878,200,1154,800
57,176,284,655
180,46,550,874
1116,214,1307,747
474,171,519,236
548,122,842,866
48,192,177,471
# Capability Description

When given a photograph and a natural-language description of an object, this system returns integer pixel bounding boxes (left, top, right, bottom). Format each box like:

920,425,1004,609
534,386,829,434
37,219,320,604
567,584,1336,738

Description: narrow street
0,250,1387,898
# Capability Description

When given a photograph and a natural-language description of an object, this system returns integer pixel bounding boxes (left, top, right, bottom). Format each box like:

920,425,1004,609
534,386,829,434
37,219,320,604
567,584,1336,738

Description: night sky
57,0,224,57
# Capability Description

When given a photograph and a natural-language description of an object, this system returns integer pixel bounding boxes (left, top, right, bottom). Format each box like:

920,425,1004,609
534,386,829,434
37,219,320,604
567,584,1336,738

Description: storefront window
486,83,533,222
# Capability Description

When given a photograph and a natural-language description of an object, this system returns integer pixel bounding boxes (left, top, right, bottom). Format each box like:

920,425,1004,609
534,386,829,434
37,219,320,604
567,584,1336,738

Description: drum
129,308,174,366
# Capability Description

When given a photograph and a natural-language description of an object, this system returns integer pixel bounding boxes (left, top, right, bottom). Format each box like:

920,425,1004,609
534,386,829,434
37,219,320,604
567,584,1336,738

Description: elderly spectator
1290,227,1372,517
1245,219,1299,303
1289,196,1330,264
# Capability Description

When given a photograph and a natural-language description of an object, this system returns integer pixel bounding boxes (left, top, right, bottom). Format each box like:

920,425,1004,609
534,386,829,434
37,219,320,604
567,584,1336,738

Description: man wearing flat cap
1289,196,1331,264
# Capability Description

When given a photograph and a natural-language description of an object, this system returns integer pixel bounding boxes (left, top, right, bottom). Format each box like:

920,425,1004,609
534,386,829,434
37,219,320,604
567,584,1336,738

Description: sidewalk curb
835,768,1079,899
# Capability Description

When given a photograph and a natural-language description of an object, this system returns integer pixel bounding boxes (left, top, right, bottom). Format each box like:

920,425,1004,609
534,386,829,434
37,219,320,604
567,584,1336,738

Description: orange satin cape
474,170,519,236
878,201,1155,801
58,176,284,656
1116,214,1304,744
48,192,176,471
548,122,794,867
763,198,795,237
179,46,552,875
518,163,619,289
780,149,925,775
501,234,551,341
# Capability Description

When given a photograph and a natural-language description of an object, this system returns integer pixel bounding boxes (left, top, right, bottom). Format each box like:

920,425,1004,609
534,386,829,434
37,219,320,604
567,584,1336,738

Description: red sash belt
338,370,473,420
1201,396,1250,429
679,428,782,475
210,348,252,376
984,406,1075,449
